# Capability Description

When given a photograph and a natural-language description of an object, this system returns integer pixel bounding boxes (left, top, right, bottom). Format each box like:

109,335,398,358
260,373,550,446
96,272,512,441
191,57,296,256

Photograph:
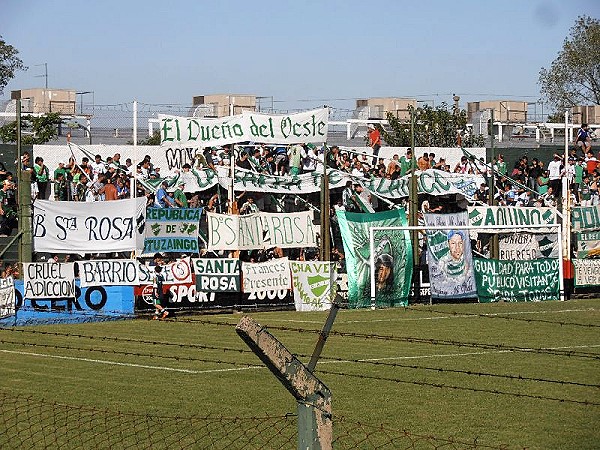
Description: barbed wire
302,354,600,389
175,317,600,360
405,306,600,329
317,369,600,407
0,339,259,368
2,327,596,390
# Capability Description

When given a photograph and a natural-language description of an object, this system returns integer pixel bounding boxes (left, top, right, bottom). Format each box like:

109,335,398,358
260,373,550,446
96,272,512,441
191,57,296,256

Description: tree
130,129,161,145
0,36,27,95
378,103,482,148
539,16,600,110
0,113,63,145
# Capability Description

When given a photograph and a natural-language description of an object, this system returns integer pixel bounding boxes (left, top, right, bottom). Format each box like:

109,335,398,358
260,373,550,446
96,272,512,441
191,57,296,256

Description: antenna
35,63,48,89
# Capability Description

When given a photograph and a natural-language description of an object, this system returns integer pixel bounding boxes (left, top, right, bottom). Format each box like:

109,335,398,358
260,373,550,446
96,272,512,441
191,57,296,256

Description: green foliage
131,129,161,145
0,112,62,144
0,35,27,95
539,15,600,110
380,103,479,148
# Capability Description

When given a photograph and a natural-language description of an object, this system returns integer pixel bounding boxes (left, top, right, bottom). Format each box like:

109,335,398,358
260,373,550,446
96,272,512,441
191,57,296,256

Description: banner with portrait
336,209,412,308
425,212,477,300
290,261,337,311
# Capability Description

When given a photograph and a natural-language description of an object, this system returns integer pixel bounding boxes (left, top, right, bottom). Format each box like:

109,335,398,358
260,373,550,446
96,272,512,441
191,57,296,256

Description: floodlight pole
488,109,499,259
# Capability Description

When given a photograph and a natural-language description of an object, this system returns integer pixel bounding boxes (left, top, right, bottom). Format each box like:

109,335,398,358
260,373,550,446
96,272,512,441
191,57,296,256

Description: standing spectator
90,154,105,181
116,177,130,199
301,144,319,173
368,124,382,165
494,154,507,176
236,151,252,171
239,196,259,215
53,172,69,201
54,160,68,181
103,178,118,201
537,170,550,196
74,174,88,202
585,150,597,175
90,173,107,202
152,265,169,320
572,158,585,204
547,154,563,198
173,182,188,207
417,152,430,171
34,157,50,200
0,180,16,236
399,149,415,176
155,181,174,208
287,143,303,175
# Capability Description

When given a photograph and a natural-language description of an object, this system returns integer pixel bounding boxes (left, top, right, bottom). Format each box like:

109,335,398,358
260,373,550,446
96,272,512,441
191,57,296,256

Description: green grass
0,299,599,449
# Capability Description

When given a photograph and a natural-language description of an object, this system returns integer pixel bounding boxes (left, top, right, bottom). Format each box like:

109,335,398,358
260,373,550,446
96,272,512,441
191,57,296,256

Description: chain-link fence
0,390,511,449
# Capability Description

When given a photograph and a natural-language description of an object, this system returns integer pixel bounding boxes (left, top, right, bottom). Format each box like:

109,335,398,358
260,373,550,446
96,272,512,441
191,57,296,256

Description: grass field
0,298,599,449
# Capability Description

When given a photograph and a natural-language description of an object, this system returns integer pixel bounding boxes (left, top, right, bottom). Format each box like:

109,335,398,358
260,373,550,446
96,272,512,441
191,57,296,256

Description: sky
1,0,599,113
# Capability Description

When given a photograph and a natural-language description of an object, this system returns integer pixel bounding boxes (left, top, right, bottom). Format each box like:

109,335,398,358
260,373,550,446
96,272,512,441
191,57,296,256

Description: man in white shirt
547,154,563,199
89,154,105,182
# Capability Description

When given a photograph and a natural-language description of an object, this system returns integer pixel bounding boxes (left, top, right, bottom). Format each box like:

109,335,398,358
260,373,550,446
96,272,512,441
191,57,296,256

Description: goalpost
369,223,564,305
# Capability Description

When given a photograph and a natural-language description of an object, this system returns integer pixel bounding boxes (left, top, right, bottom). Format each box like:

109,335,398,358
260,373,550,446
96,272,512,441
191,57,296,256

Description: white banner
207,211,316,250
242,257,291,294
262,211,317,248
290,261,337,311
499,234,559,260
23,263,75,299
159,108,329,148
573,259,600,286
0,277,15,318
33,198,147,253
78,260,140,287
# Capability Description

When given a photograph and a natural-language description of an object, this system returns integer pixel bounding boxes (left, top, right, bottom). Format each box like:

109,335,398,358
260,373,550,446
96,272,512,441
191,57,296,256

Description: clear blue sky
1,0,599,111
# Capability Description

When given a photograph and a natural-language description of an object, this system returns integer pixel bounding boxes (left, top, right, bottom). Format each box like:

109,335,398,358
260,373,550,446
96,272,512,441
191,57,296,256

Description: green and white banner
193,258,240,292
207,211,317,250
144,207,201,254
468,206,556,232
0,277,15,318
222,166,484,199
290,261,337,311
241,257,291,294
159,108,329,147
499,233,559,260
23,263,76,299
573,259,600,286
336,209,412,308
474,258,560,302
425,212,477,300
576,231,600,258
572,206,600,231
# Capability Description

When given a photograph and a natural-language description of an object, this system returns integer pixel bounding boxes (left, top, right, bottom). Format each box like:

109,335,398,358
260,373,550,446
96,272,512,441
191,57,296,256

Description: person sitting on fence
575,124,592,153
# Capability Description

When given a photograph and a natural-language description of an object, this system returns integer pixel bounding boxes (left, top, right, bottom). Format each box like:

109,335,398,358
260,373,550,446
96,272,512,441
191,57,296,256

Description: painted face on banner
448,233,464,261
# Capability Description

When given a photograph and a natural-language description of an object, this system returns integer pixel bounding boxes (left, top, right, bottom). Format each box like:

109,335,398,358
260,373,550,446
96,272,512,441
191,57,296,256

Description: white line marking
0,349,262,374
1,344,598,376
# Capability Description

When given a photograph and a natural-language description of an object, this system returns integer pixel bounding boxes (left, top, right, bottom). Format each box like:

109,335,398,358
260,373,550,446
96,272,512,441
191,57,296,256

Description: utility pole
488,109,499,259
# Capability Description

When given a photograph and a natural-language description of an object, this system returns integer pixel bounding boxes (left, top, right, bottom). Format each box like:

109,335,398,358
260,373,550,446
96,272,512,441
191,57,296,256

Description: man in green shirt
173,182,188,208
400,149,415,176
